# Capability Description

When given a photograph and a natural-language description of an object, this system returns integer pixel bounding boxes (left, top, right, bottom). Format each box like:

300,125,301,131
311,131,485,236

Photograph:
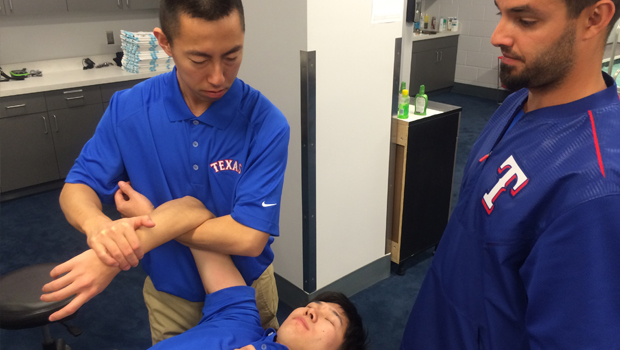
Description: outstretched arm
189,249,245,295
41,196,214,321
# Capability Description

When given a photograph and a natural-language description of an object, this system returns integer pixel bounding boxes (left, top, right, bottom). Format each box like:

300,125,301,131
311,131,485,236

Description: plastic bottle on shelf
398,89,410,119
414,85,428,116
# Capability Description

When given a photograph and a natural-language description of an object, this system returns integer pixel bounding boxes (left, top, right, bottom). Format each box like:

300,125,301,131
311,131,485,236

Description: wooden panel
391,119,409,146
390,143,407,263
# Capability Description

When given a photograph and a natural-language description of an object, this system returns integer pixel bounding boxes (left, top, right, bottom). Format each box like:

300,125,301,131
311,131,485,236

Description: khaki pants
143,264,279,345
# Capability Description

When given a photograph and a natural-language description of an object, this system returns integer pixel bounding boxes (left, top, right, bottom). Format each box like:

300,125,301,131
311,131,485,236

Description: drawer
45,85,102,111
0,93,47,119
100,79,144,103
412,35,458,53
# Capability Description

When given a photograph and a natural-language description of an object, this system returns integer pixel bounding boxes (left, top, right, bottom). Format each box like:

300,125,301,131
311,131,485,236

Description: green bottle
400,81,406,94
414,85,428,116
398,89,410,119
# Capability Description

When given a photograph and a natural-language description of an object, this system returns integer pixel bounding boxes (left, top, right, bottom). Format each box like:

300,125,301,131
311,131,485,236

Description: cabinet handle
118,0,121,8
63,89,83,94
436,51,439,62
9,0,13,12
126,0,129,7
5,104,26,109
53,115,59,132
440,51,443,62
65,96,84,101
42,116,48,134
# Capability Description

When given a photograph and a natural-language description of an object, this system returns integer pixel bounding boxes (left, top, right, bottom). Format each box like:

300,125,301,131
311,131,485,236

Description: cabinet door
437,46,458,91
411,50,442,93
3,0,67,15
123,0,158,10
67,0,122,12
0,113,60,192
49,104,103,178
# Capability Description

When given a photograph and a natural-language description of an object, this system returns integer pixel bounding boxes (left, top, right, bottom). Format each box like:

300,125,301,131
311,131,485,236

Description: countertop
393,100,462,123
0,55,173,98
411,30,459,42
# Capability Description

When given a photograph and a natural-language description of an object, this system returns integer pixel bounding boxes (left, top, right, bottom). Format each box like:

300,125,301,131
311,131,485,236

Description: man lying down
40,192,367,350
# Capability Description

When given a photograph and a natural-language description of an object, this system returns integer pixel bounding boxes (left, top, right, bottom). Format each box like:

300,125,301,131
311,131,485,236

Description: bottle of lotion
414,85,428,116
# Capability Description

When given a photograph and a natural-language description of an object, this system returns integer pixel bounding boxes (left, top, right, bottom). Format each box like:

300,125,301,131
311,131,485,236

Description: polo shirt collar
164,67,241,129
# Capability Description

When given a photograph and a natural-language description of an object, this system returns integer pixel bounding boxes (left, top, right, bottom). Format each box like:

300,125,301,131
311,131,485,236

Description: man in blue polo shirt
56,0,288,343
401,0,620,349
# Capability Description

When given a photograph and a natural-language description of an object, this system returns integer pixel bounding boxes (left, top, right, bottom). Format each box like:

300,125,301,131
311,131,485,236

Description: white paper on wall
371,0,404,24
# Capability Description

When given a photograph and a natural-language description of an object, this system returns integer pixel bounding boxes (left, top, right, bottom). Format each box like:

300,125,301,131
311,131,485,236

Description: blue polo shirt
66,68,290,301
149,286,289,350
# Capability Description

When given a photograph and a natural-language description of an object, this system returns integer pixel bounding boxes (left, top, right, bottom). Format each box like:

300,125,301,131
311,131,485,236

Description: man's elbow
242,233,270,257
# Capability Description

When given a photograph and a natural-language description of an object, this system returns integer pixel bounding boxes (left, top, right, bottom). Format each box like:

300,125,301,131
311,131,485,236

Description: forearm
176,215,270,257
135,196,213,253
59,183,111,236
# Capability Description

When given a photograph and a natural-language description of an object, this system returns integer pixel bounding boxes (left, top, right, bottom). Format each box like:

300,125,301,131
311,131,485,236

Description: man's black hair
311,292,368,350
159,0,245,45
563,0,620,38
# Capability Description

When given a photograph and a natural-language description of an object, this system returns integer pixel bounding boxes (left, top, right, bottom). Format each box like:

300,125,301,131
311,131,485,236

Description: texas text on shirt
66,67,290,302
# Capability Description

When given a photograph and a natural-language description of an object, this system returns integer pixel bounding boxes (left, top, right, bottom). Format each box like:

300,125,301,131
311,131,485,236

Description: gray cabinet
123,0,158,10
66,0,158,11
410,36,458,93
66,0,122,12
48,104,103,177
0,113,60,192
1,79,145,195
1,0,68,15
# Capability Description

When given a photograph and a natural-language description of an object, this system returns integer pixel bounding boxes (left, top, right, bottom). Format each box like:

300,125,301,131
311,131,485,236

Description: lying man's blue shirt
150,286,288,350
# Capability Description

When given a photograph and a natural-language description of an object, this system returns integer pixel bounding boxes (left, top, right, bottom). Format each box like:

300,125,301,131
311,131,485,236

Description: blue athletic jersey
149,286,288,350
401,72,620,349
66,68,290,301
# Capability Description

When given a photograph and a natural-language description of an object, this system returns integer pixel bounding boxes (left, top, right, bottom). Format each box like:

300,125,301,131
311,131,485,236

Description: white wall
0,11,160,64
308,0,400,289
424,0,502,89
239,1,307,289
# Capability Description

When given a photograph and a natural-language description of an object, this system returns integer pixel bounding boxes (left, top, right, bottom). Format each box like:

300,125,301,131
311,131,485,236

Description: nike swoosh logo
262,201,277,207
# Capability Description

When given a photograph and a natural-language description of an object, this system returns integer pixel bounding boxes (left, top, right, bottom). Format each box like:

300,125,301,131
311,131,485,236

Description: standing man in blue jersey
56,0,288,344
401,0,620,349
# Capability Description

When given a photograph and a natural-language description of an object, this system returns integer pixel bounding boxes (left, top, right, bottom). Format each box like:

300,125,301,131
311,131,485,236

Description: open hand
41,249,121,322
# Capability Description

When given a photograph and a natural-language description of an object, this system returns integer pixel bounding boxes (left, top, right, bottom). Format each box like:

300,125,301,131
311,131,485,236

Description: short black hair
563,0,619,38
159,0,245,45
311,292,368,350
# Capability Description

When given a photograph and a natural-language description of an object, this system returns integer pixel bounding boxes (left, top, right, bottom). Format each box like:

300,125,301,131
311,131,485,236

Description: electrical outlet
106,31,115,45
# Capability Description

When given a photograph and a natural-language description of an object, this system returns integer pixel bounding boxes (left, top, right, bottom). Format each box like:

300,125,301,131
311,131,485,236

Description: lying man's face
277,301,348,350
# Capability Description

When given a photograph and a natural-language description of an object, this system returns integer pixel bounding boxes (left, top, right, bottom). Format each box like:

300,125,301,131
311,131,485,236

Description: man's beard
500,26,576,92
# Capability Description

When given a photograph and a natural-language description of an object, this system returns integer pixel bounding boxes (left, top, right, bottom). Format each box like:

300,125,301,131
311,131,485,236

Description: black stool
0,263,82,350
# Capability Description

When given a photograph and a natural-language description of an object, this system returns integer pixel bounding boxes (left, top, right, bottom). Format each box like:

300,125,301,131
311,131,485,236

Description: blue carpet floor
0,91,498,349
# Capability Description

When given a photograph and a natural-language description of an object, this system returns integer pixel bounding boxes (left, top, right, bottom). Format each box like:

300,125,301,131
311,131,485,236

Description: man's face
163,11,244,105
277,301,348,350
492,0,577,91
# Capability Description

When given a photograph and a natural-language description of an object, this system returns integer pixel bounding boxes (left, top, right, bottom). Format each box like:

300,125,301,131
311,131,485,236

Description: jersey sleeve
230,117,290,236
199,285,262,326
521,195,620,349
65,92,128,204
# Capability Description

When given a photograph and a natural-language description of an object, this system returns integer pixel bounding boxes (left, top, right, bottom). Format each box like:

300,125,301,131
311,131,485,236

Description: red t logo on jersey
482,155,529,214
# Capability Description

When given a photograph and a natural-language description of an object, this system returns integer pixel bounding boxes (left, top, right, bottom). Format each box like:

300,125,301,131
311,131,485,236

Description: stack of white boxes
120,30,173,73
